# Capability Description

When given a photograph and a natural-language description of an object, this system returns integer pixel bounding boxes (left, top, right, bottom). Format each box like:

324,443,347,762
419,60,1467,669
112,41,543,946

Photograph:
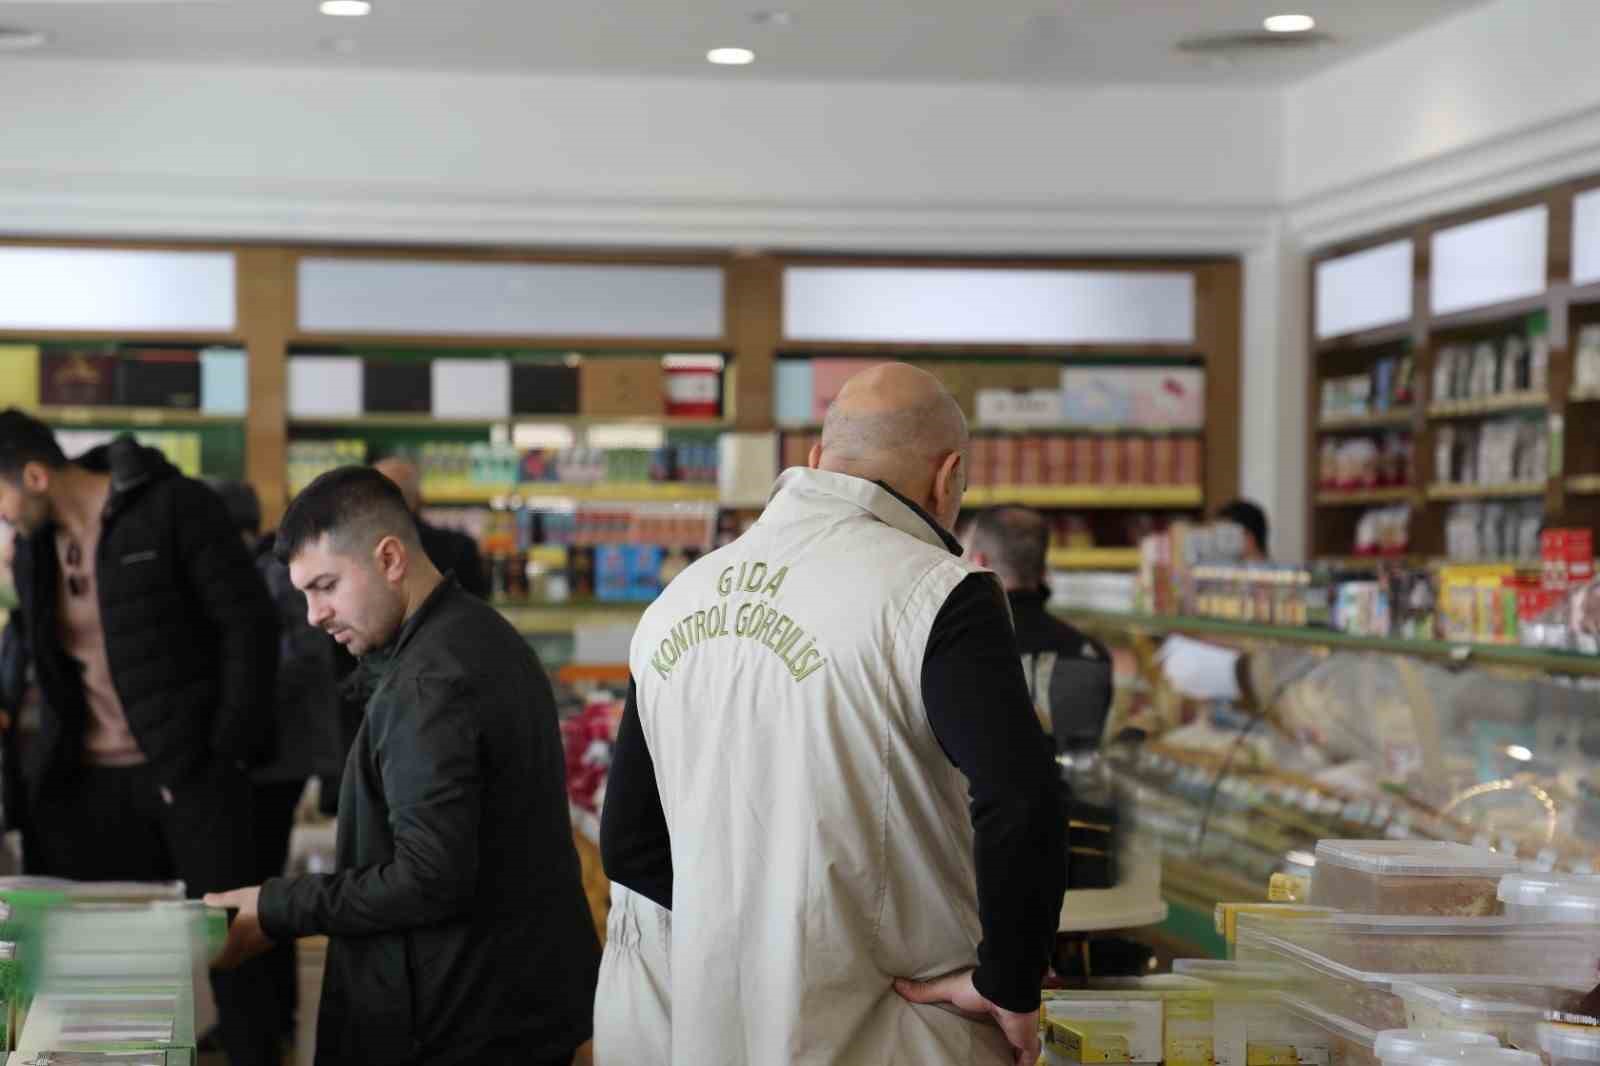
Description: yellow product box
1164,993,1215,1066
1268,874,1309,902
1213,903,1336,951
0,347,39,409
1044,1019,1135,1065
1042,997,1164,1064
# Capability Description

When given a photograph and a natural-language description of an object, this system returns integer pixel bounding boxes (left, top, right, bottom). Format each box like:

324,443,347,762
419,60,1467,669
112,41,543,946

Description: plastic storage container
1539,1023,1600,1066
1373,1029,1500,1062
1404,1050,1538,1066
1232,913,1600,993
1280,994,1384,1066
1497,876,1600,923
1393,982,1591,1050
1310,841,1520,916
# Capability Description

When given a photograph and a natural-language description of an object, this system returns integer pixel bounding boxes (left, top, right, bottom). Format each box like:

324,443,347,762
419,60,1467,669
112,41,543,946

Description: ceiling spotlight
1263,14,1316,33
1506,744,1534,762
707,47,755,66
0,28,48,52
320,1,372,16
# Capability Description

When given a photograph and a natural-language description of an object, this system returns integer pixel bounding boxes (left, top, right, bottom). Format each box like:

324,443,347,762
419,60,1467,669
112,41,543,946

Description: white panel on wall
1314,239,1413,339
1574,189,1600,287
0,247,235,332
432,359,511,419
288,356,363,417
782,267,1195,344
298,258,724,338
1430,206,1548,316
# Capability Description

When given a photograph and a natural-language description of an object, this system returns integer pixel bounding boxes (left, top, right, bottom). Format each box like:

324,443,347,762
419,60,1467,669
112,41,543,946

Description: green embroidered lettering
752,606,780,643
796,653,827,681
776,627,807,665
735,601,757,635
718,566,735,597
671,622,689,658
744,562,767,593
651,652,670,678
764,616,793,651
762,566,789,598
693,610,708,644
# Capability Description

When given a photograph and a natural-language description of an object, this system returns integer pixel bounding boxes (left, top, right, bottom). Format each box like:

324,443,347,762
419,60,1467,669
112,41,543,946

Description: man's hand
202,886,274,970
894,969,1040,1066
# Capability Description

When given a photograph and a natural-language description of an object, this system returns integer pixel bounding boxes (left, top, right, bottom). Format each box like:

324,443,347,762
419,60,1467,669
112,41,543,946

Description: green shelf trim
1057,607,1600,676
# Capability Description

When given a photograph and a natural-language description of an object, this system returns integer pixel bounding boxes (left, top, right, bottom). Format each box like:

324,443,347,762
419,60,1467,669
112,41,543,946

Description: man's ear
374,535,409,584
20,461,50,495
807,443,822,470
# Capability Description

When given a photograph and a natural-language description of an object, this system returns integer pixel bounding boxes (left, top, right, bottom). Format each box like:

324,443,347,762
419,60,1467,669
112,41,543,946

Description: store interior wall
3,0,1600,561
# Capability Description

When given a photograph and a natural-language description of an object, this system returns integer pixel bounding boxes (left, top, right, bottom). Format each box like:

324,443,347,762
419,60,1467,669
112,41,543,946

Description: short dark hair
967,507,1049,586
1217,498,1269,554
276,466,421,565
0,408,67,482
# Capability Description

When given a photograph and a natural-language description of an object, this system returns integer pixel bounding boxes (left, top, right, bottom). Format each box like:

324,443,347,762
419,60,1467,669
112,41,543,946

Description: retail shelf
1055,607,1600,677
1315,486,1416,506
1046,547,1141,571
1569,386,1600,404
781,423,1202,436
1426,392,1549,418
1315,554,1429,569
425,482,721,505
1313,321,1413,355
1316,408,1416,431
495,601,649,635
1568,474,1600,496
289,413,732,430
1429,293,1551,333
35,405,242,427
1425,481,1547,500
963,485,1202,509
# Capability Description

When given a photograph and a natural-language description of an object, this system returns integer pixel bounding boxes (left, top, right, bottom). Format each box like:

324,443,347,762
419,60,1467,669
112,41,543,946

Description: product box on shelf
1132,368,1205,429
578,356,664,417
40,351,117,407
511,362,580,415
1063,368,1136,427
976,388,1063,428
199,347,246,415
664,356,722,417
0,345,38,409
773,359,814,425
288,355,363,418
363,358,432,413
115,349,201,409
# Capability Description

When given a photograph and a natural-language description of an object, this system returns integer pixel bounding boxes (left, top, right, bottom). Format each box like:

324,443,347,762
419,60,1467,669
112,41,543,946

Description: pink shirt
55,517,145,768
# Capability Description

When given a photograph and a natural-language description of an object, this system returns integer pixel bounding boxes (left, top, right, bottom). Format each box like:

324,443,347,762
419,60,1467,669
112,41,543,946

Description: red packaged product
1125,437,1151,486
1018,436,1044,485
1152,437,1176,485
1044,436,1070,484
1175,438,1202,486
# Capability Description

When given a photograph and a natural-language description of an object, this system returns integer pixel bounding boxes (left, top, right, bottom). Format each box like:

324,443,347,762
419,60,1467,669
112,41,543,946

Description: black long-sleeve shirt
600,571,1066,1013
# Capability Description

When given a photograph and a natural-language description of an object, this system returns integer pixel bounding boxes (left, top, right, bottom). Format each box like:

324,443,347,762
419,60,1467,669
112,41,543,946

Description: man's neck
49,466,112,538
400,566,447,624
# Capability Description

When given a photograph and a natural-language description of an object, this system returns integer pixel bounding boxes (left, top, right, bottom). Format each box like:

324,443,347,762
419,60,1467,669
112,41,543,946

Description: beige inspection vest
626,468,1015,1065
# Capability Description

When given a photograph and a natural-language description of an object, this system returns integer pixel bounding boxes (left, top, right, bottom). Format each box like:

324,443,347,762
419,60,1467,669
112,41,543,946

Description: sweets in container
1374,1029,1499,1063
1310,841,1520,917
1539,1023,1600,1066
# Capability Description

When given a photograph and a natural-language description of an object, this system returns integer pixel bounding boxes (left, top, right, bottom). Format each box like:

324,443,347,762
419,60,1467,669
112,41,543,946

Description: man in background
0,410,281,1066
960,507,1113,749
1217,497,1271,562
372,455,490,599
208,467,599,1066
601,363,1065,1066
210,477,346,1044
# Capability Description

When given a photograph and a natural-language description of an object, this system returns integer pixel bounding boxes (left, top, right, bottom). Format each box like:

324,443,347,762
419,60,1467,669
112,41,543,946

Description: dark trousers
253,777,307,1036
27,762,281,1066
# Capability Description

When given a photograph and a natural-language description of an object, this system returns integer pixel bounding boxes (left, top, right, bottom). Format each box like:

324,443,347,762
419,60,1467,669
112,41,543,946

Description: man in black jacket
0,410,281,1066
206,467,600,1066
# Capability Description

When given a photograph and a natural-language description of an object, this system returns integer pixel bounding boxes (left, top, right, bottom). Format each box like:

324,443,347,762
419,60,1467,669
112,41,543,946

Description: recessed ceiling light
749,11,792,27
319,1,371,16
1263,13,1316,33
0,28,48,52
707,47,755,66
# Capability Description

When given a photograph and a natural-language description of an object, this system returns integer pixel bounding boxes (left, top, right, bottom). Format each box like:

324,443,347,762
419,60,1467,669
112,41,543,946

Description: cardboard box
1062,368,1136,427
1018,435,1044,485
1175,438,1203,486
580,357,664,417
117,349,201,409
1045,436,1070,484
1070,437,1096,484
1126,436,1152,485
433,358,511,419
364,359,432,413
41,351,117,406
977,388,1065,428
991,436,1019,486
512,362,579,415
1132,368,1206,428
288,356,363,418
0,345,39,409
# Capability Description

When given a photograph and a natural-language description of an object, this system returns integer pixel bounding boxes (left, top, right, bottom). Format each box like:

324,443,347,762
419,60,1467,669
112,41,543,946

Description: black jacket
258,578,599,1066
12,438,278,797
417,520,489,600
1008,587,1113,752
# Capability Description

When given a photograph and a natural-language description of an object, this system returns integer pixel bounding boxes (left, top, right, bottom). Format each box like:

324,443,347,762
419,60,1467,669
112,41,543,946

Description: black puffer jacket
259,578,599,1066
12,437,278,797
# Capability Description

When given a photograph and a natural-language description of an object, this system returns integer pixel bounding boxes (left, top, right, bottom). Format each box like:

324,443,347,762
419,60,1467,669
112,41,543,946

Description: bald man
373,456,490,600
600,364,1065,1065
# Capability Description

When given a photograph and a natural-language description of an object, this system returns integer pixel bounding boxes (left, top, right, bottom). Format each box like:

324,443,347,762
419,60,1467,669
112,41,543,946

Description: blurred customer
372,455,490,599
209,477,346,1042
208,467,599,1066
1217,497,1271,562
0,410,280,1066
960,507,1113,750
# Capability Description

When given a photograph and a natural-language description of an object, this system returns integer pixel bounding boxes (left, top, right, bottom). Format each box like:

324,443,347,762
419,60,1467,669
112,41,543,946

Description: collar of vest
766,468,963,556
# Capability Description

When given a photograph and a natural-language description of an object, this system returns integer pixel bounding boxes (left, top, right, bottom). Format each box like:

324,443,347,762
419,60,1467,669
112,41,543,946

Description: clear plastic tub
1232,913,1600,993
1373,1029,1500,1062
1498,876,1600,923
1279,994,1384,1066
1404,1049,1539,1066
1235,929,1412,1031
1216,903,1339,952
1539,1023,1600,1066
1310,841,1520,916
1393,982,1592,1050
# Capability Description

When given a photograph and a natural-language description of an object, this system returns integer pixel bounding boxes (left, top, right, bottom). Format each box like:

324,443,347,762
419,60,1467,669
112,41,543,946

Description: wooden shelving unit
425,482,721,505
1317,408,1416,431
1568,386,1600,404
1046,547,1141,570
1425,481,1547,501
1568,474,1600,496
1426,392,1549,419
1315,486,1416,506
963,485,1202,509
290,414,734,431
35,405,243,427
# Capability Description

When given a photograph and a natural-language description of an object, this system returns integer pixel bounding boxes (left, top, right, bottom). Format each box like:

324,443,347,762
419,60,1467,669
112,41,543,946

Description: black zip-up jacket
258,578,600,1066
12,437,278,798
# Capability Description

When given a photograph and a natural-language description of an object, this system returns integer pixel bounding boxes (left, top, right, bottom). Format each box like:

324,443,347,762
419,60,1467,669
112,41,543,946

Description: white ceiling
0,0,1494,85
